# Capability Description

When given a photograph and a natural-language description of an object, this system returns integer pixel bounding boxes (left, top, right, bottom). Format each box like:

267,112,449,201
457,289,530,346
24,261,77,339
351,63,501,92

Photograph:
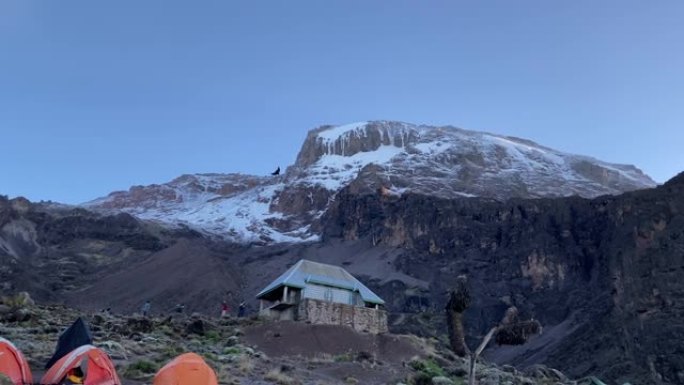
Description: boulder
16,291,34,307
185,319,206,336
127,317,154,334
431,376,454,385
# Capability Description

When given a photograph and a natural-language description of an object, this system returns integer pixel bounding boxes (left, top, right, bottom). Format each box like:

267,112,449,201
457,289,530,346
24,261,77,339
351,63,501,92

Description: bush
409,371,433,385
204,352,218,362
129,360,158,373
204,330,220,342
223,346,241,355
264,369,300,385
238,355,253,374
409,358,445,378
334,352,354,362
123,359,159,379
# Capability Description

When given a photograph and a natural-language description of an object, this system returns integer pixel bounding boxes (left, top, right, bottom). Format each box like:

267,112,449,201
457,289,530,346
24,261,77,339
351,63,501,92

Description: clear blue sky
1,1,682,204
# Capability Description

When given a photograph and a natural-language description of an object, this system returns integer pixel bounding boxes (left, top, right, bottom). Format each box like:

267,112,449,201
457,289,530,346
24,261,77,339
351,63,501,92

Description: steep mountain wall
321,172,684,384
0,196,169,299
1,174,683,383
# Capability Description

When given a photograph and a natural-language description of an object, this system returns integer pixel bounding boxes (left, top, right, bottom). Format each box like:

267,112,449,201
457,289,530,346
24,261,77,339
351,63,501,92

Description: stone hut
256,259,388,334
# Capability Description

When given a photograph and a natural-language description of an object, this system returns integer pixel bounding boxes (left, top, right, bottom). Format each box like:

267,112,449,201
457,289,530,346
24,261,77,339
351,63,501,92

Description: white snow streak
87,121,656,244
317,122,369,142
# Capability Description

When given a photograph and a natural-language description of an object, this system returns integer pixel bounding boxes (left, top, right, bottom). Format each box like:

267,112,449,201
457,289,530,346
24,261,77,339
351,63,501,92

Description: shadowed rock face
321,172,684,384
1,173,682,384
0,196,170,298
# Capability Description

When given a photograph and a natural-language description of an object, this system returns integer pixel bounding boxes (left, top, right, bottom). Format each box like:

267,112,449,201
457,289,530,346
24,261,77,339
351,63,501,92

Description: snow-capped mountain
85,121,656,243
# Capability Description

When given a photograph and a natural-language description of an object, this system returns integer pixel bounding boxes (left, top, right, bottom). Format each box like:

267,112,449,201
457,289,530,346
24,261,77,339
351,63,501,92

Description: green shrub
204,330,220,342
409,371,433,385
223,346,241,355
409,358,446,378
128,359,158,373
204,352,218,362
333,353,353,362
123,359,159,380
161,345,184,359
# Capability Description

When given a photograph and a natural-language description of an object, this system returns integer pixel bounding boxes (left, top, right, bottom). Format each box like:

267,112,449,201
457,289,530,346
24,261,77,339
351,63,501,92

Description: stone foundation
297,298,388,334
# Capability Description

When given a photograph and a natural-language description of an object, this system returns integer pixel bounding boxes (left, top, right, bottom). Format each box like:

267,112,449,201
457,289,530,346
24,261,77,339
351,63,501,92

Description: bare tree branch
444,277,542,385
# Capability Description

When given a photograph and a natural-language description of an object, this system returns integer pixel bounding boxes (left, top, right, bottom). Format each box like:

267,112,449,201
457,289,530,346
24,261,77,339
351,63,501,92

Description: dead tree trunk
468,326,499,385
445,277,542,385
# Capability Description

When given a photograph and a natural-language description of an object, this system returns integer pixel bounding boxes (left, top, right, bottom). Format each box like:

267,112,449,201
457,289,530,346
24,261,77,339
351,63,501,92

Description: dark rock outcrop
2,172,682,384
321,172,684,384
0,196,167,300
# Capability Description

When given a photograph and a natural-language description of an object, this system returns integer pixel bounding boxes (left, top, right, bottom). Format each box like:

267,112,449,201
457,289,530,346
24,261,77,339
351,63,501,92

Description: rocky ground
0,299,594,385
7,173,682,383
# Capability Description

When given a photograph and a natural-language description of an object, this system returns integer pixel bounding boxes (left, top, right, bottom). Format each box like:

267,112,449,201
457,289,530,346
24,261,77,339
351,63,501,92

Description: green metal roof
256,259,385,305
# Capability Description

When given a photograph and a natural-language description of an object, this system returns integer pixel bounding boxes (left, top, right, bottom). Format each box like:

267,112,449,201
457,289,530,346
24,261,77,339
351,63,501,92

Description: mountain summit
291,121,654,197
85,121,656,243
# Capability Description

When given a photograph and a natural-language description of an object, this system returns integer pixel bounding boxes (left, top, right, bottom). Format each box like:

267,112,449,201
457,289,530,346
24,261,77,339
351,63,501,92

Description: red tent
41,345,120,385
153,353,218,385
0,337,33,385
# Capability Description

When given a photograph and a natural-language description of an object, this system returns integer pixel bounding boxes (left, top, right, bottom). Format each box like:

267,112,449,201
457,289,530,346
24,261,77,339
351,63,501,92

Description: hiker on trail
61,367,84,384
221,302,230,317
271,166,280,176
238,301,246,318
141,300,151,317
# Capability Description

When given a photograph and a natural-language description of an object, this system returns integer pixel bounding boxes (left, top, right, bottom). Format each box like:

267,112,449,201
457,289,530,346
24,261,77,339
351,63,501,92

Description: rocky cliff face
321,172,684,384
1,174,682,383
293,121,419,167
0,196,169,298
292,121,655,198
85,121,656,243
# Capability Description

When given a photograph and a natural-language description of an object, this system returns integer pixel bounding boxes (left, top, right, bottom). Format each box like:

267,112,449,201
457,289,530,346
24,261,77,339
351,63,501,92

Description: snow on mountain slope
291,121,655,198
85,174,316,244
85,121,657,244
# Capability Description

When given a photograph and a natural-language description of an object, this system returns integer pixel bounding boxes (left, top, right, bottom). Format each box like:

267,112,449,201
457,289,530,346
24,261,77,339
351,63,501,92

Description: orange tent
41,345,120,385
153,353,218,385
0,337,32,385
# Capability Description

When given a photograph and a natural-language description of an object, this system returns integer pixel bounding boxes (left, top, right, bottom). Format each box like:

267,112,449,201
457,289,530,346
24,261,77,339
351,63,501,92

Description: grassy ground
1,303,578,385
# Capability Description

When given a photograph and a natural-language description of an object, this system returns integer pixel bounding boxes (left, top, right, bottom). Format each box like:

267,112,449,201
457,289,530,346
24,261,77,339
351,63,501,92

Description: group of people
220,301,246,317
139,300,246,318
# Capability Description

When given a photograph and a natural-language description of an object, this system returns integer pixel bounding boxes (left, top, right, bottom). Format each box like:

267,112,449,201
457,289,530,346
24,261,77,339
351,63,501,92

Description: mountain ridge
1,171,683,383
84,121,657,243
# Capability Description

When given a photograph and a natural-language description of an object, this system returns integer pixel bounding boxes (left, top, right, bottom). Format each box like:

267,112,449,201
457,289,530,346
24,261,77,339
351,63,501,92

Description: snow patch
317,122,369,142
305,145,405,190
414,141,450,155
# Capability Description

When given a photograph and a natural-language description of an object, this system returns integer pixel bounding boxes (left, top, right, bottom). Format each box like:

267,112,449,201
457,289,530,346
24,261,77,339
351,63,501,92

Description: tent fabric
45,317,93,370
41,345,120,385
153,353,217,385
0,338,33,385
